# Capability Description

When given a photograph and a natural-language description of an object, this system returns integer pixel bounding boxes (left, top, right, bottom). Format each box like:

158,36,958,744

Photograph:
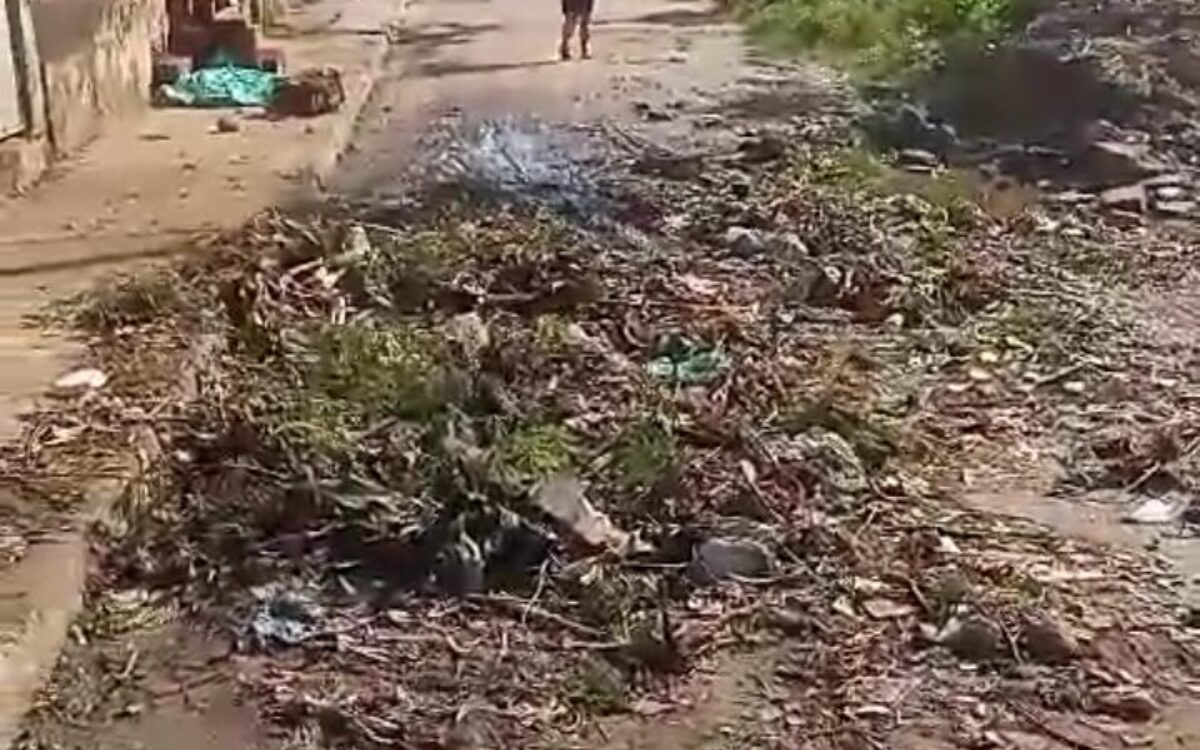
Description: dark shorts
562,0,594,18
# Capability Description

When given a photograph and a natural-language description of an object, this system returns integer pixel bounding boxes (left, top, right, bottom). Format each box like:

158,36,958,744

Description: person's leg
560,12,577,59
579,12,591,58
578,0,595,58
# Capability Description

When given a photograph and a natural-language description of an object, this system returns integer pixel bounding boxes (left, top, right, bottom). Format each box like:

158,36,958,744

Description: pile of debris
16,121,1200,749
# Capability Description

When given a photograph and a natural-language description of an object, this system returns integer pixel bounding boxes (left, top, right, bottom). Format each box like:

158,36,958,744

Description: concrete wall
29,0,166,155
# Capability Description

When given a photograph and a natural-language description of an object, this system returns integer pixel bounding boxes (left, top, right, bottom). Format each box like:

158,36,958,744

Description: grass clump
743,0,1034,76
497,422,577,481
613,417,679,489
265,322,446,456
70,271,192,334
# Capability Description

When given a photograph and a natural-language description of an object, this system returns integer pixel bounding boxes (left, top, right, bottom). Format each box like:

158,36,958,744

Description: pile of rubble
14,118,1200,749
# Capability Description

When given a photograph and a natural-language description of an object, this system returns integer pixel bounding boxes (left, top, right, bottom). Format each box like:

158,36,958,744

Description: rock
1099,183,1147,212
1091,689,1158,723
724,226,767,256
688,537,775,585
215,115,241,133
54,367,109,394
1020,617,1079,665
938,617,1002,662
535,474,630,553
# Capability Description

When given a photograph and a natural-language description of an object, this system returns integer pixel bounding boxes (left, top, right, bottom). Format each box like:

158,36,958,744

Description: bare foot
559,43,571,61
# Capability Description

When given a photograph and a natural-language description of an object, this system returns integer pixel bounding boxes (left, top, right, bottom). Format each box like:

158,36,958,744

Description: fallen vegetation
13,116,1200,749
737,0,1034,75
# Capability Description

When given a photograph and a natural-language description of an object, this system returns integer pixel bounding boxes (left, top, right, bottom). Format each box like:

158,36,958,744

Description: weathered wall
29,0,166,154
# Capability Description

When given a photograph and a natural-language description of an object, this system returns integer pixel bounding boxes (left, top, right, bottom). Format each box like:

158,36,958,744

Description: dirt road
333,0,763,192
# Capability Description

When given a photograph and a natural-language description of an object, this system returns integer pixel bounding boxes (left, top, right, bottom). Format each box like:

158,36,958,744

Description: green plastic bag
646,342,729,385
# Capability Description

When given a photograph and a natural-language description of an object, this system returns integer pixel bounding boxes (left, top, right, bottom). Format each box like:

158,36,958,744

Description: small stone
688,537,775,586
938,617,1002,662
1091,689,1158,723
215,115,241,133
1020,617,1079,665
1099,183,1148,212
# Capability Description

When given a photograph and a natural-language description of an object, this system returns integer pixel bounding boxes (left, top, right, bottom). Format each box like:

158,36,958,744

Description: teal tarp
161,64,282,108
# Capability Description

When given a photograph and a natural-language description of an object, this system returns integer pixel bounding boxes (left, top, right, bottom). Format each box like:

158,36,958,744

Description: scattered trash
32,75,1200,746
1122,496,1187,525
271,66,346,117
724,225,767,256
535,474,629,553
938,617,1002,662
861,598,917,620
53,368,108,394
250,584,323,646
646,341,728,385
159,62,281,108
688,537,775,585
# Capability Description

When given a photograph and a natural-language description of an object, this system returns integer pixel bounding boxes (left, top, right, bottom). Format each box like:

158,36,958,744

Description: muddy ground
7,0,1200,749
